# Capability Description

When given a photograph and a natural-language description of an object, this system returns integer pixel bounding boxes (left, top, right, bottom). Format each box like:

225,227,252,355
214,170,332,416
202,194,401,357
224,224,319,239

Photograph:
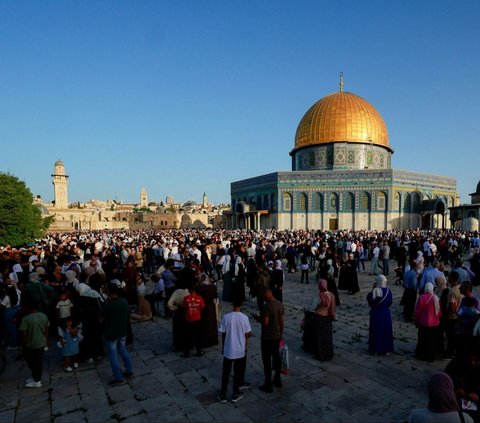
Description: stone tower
140,187,148,208
52,160,69,209
202,192,208,208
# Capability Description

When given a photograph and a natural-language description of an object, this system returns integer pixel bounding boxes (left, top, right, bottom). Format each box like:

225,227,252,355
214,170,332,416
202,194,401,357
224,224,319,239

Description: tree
0,172,51,246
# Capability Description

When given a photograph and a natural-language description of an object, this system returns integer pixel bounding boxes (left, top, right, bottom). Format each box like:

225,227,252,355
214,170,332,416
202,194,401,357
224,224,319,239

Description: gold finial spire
339,72,344,92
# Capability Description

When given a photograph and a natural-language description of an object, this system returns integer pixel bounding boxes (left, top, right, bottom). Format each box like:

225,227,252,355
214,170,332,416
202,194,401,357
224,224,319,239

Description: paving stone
53,409,86,423
4,269,466,422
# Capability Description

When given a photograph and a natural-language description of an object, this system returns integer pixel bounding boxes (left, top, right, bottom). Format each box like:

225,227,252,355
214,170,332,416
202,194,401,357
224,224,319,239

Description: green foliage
0,173,51,246
133,207,152,213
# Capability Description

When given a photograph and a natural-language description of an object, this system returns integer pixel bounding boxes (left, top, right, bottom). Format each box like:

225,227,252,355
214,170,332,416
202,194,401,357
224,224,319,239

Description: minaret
202,192,208,208
140,187,148,208
52,160,69,209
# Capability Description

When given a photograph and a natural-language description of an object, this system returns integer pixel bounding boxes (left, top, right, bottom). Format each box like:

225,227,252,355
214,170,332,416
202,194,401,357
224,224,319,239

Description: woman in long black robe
197,276,219,348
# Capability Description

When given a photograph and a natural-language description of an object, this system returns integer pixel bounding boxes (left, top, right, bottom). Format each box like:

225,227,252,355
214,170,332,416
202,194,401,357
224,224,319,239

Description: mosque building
450,181,480,231
229,76,459,231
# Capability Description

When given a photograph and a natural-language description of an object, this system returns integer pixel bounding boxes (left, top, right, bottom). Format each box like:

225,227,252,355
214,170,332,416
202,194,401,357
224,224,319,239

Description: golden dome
293,91,392,153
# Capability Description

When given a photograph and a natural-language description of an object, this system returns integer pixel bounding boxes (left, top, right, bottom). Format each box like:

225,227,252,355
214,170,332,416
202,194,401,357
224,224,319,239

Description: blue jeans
104,336,133,381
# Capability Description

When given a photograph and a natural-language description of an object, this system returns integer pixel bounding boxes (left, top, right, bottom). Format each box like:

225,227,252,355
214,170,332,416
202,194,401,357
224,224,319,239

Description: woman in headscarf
324,259,341,306
416,251,425,277
270,260,284,303
221,251,232,301
197,274,219,348
231,259,246,304
414,282,442,362
409,372,473,423
122,256,138,306
337,252,350,291
436,273,450,355
75,281,104,363
367,274,394,355
311,278,336,361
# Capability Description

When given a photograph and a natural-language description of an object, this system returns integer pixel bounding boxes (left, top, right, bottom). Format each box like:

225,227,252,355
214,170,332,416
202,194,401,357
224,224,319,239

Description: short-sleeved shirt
103,297,129,341
56,299,73,319
261,299,283,341
19,311,49,349
183,293,205,322
219,311,252,360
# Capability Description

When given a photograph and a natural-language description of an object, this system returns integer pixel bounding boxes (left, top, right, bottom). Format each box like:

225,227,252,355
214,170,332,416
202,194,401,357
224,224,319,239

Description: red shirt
183,293,205,322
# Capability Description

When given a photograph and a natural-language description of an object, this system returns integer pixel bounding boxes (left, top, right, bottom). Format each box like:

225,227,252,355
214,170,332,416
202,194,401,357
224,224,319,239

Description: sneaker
259,384,273,393
25,378,34,384
64,367,73,372
123,371,134,379
231,392,244,403
73,362,79,368
86,358,94,364
108,379,126,387
25,380,42,388
239,382,252,390
217,394,227,403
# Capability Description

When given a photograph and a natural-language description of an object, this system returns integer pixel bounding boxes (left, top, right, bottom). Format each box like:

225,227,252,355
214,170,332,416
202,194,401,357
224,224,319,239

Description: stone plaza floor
0,266,451,423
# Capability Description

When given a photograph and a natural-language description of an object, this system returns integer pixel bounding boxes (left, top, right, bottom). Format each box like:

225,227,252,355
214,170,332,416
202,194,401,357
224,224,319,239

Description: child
57,317,81,372
300,255,309,284
56,291,74,324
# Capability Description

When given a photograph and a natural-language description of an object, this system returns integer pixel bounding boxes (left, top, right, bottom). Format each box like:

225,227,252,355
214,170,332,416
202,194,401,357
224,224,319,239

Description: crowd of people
1,227,480,416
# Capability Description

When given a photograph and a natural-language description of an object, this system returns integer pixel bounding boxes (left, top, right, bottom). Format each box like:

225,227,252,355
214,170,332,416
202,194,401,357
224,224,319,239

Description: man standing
103,283,133,386
182,283,205,358
19,298,49,388
255,288,284,393
381,240,390,276
370,243,380,276
218,300,252,403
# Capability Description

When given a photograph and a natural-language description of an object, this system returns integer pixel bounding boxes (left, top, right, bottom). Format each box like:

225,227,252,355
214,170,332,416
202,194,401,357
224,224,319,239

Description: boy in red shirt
182,284,205,358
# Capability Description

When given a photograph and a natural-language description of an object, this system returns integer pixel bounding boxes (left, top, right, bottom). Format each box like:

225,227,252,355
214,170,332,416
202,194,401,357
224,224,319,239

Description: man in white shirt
370,243,380,275
218,300,252,403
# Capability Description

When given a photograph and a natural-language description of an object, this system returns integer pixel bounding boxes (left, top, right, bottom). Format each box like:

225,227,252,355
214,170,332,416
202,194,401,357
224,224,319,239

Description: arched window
313,193,324,211
256,195,262,209
412,193,421,212
361,192,371,211
329,193,339,212
344,192,355,212
283,193,292,211
377,192,386,211
450,196,455,207
394,192,400,211
298,193,308,211
404,193,411,212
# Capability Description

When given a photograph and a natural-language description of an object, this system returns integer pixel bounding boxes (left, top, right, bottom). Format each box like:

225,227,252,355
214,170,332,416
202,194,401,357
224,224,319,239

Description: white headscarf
76,282,103,301
372,274,388,300
425,282,440,315
275,260,282,270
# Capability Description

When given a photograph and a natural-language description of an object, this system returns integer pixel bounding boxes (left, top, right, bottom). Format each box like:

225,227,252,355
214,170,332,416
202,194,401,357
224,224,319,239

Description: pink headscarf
427,372,459,413
318,279,331,308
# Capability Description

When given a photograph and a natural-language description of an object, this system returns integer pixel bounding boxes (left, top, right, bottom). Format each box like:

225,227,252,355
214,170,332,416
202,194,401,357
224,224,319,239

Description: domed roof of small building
292,89,391,154
54,159,64,167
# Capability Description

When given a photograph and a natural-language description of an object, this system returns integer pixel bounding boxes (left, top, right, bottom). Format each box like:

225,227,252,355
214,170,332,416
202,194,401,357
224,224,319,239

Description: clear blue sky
0,0,479,205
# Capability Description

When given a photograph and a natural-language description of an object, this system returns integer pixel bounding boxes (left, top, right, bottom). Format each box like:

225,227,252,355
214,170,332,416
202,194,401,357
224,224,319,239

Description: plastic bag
279,340,290,375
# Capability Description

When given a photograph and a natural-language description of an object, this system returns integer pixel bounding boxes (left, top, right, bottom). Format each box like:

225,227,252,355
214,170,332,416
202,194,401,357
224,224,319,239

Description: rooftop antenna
339,72,344,92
